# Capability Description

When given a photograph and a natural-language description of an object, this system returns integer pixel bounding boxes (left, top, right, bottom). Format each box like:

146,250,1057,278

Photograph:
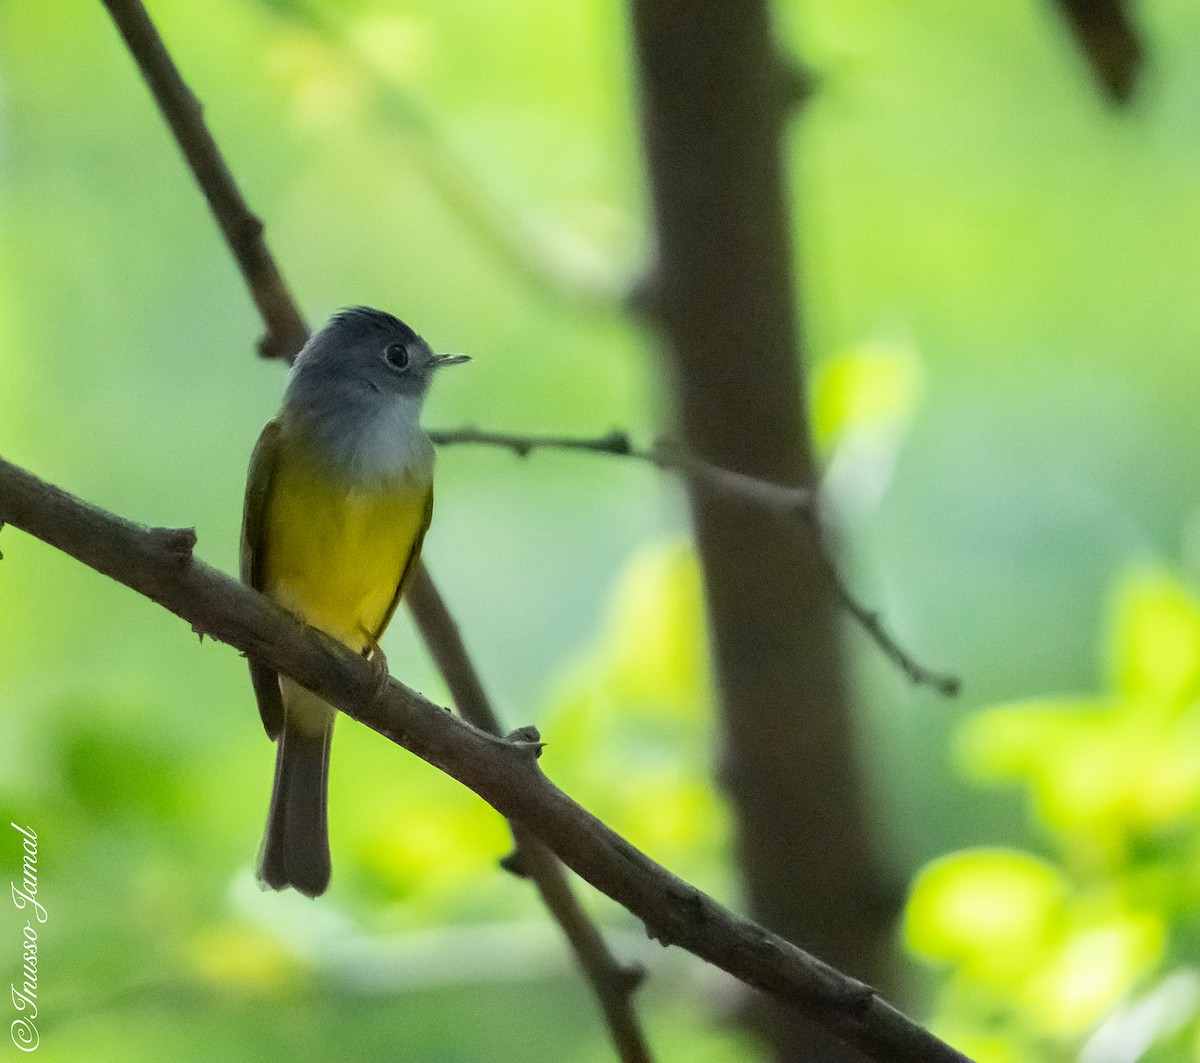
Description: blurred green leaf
905,848,1067,983
812,338,924,454
1022,907,1164,1037
50,696,192,825
958,697,1106,784
911,566,1200,1056
542,540,730,889
1107,567,1200,708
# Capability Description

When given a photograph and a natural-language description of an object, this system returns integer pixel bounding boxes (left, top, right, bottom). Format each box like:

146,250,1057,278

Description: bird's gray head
286,307,467,410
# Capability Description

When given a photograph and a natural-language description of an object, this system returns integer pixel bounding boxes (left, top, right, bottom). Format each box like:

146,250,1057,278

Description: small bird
240,307,467,897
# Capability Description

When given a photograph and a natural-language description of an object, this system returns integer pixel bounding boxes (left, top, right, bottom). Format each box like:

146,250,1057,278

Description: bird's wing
241,418,286,739
372,483,434,644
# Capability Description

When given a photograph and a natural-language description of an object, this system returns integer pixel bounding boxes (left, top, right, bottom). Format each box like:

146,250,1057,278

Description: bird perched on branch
240,307,468,897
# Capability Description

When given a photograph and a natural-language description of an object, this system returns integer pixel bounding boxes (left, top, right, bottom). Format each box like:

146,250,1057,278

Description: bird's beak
430,353,470,368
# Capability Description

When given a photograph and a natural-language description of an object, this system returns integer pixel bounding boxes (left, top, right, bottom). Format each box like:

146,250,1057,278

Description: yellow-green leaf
905,849,1067,983
1107,568,1200,707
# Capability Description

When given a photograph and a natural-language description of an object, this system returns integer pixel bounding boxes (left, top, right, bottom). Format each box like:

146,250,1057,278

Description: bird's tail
257,680,334,898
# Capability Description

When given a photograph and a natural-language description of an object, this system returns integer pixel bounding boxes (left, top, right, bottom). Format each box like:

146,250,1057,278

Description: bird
240,306,467,897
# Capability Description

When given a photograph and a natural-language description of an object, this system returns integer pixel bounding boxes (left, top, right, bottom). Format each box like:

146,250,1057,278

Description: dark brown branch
96,1,651,1056
1050,0,1145,105
406,565,650,1062
429,427,959,696
99,0,309,362
0,454,974,1063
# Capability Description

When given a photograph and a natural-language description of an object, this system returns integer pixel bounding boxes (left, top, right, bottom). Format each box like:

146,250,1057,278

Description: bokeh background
2,1,1200,1060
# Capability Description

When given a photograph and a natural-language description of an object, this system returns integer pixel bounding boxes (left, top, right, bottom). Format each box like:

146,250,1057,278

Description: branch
406,565,649,1061
429,427,960,696
97,1,651,1056
0,455,975,1063
98,0,308,362
1050,0,1145,105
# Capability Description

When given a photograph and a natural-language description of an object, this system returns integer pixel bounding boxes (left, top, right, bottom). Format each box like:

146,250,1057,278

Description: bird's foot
363,632,390,701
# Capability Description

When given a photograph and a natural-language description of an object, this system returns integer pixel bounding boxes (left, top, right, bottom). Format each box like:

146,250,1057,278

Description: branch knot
149,526,196,559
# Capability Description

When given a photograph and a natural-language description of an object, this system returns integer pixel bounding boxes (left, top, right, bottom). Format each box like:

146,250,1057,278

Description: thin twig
803,529,960,696
430,427,960,696
0,454,976,1063
97,2,652,1056
99,0,308,362
406,564,650,1062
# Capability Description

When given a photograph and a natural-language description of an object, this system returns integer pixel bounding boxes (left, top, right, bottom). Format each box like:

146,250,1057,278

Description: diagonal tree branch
429,427,959,696
0,454,975,1063
99,0,308,362
98,1,651,1058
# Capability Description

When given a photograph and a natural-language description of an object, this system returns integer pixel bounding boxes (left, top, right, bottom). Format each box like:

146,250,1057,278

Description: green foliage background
1,0,1199,1060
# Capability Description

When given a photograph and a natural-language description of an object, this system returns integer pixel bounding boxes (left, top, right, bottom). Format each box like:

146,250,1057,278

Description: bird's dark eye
383,343,410,371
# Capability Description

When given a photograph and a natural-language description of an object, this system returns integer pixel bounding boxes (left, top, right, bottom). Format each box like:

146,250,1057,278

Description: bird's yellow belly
261,458,429,652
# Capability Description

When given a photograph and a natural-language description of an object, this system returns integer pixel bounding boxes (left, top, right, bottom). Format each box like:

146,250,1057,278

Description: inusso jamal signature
10,823,44,1053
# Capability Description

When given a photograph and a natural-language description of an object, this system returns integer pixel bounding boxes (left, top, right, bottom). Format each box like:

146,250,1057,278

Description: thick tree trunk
627,2,891,1058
